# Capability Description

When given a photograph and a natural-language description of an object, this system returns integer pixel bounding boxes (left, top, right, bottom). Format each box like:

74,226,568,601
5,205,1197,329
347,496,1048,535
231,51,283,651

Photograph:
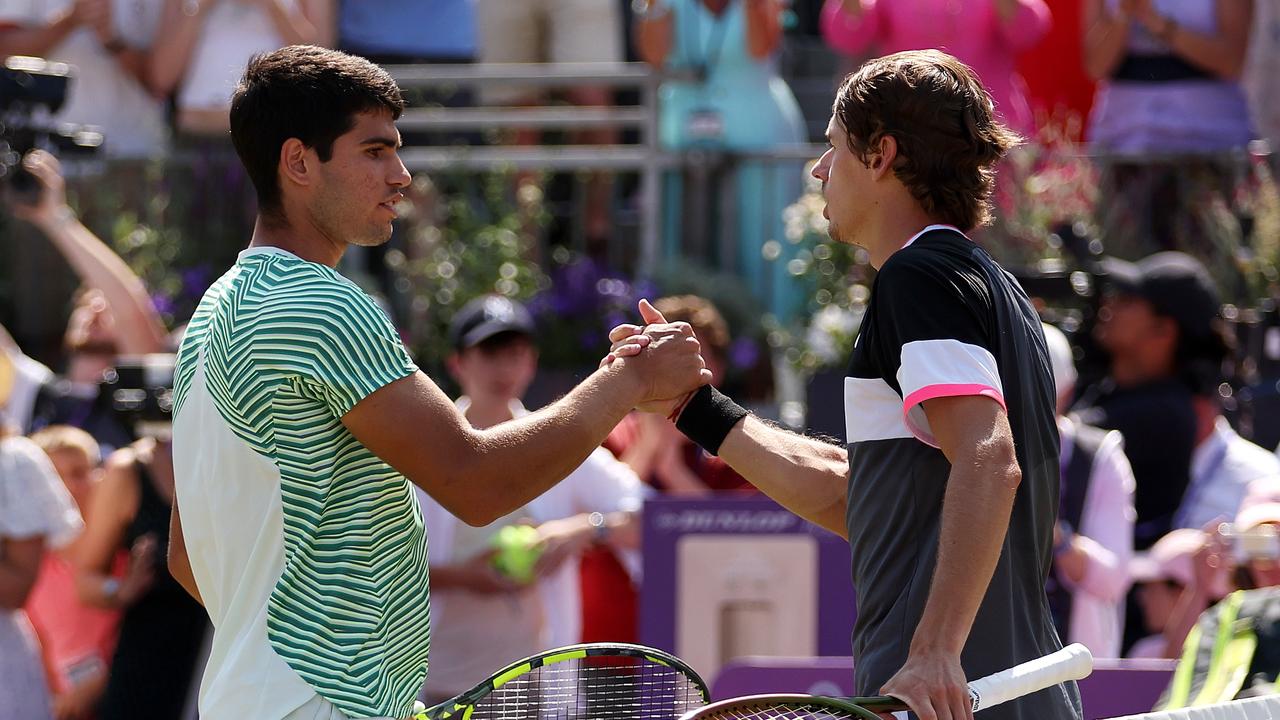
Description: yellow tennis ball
491,525,543,584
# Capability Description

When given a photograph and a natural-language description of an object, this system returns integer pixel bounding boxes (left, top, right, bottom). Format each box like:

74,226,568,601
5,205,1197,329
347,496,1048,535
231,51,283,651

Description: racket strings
470,657,705,720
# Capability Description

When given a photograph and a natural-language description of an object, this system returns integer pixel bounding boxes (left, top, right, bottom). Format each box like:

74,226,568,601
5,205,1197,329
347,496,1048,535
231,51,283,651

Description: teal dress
658,0,809,323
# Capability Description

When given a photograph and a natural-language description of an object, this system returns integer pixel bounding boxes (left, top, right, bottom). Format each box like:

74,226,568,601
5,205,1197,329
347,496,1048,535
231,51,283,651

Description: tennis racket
678,642,1093,720
416,642,711,720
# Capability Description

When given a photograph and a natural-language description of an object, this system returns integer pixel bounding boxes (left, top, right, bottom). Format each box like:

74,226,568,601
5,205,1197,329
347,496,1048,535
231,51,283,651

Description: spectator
1127,528,1207,658
1154,503,1280,708
1043,323,1136,658
1073,252,1225,550
150,0,335,137
0,428,82,720
634,1,809,323
1172,386,1280,533
820,0,1051,135
338,0,477,147
0,0,168,158
1083,0,1253,154
1082,1,1255,258
7,150,170,455
477,0,622,247
418,296,644,703
74,420,207,719
26,426,125,720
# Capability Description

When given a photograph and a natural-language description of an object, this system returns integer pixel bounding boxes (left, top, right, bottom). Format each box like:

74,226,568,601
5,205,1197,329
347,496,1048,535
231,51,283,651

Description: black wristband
674,385,749,456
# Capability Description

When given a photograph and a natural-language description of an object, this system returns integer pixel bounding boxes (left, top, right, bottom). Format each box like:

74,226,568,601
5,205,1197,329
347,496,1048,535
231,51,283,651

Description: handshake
600,299,714,417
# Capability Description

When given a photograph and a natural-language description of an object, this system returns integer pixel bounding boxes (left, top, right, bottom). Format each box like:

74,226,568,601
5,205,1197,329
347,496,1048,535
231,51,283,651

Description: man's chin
348,230,393,248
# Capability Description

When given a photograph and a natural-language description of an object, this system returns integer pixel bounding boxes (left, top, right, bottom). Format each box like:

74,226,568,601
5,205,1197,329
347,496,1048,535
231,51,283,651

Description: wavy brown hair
834,49,1021,231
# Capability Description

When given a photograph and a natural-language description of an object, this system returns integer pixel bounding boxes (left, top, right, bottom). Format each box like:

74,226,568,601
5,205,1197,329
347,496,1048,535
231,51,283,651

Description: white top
0,348,53,434
0,436,82,548
1176,417,1280,531
418,399,645,697
0,0,168,157
177,0,294,111
1054,418,1136,659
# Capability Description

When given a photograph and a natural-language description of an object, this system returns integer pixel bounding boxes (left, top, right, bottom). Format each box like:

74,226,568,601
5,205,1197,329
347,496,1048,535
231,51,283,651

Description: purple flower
729,337,760,370
151,293,176,317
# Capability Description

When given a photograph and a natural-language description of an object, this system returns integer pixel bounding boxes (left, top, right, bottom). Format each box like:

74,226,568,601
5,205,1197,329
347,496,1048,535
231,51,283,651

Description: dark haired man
166,46,709,720
610,49,1080,720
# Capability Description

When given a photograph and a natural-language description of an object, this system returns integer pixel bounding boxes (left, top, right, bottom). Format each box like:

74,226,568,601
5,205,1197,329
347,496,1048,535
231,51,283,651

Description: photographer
73,408,208,720
0,0,168,157
9,150,170,455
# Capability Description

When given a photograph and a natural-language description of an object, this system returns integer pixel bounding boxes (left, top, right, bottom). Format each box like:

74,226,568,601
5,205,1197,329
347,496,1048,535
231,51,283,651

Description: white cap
1042,323,1077,400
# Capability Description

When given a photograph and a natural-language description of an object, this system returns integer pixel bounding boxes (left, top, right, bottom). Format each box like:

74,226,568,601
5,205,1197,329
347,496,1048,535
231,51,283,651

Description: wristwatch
587,511,609,543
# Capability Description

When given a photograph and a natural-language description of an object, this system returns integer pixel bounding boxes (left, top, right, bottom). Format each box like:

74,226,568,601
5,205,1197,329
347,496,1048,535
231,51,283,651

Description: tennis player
610,50,1081,720
164,46,709,720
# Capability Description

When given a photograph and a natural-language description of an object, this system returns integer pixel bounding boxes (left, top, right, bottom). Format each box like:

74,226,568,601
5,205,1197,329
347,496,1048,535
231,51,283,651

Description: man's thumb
638,298,667,325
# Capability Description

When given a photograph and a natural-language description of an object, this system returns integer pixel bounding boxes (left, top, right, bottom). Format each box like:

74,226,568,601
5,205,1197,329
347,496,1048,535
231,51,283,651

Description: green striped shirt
174,247,430,718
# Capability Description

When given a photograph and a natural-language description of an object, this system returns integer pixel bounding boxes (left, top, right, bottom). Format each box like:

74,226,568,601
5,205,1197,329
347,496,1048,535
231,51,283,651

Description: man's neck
865,201,945,269
1109,355,1173,389
463,397,516,430
247,213,345,268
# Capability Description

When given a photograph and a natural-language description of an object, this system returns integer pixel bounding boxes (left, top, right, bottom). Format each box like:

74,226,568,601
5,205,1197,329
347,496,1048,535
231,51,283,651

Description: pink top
820,0,1051,133
26,553,122,693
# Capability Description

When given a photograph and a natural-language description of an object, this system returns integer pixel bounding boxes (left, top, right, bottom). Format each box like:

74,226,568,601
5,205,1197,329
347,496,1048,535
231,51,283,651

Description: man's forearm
35,211,169,354
718,415,849,536
912,459,1019,654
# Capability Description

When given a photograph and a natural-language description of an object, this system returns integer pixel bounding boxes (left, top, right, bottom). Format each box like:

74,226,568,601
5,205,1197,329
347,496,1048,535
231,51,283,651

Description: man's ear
279,138,312,189
870,134,898,180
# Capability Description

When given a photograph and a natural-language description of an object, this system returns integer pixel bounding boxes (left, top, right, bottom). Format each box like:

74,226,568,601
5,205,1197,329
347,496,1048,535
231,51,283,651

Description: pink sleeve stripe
902,383,1007,417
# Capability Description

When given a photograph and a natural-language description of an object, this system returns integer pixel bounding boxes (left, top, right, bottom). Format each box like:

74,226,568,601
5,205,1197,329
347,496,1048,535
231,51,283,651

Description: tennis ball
490,525,543,584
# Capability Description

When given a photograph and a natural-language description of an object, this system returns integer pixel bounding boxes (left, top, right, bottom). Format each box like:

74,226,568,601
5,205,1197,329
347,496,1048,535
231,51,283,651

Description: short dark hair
230,45,405,217
834,49,1021,231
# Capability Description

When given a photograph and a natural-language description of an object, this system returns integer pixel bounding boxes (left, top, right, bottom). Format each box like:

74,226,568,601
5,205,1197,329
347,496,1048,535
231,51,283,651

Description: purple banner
640,495,856,659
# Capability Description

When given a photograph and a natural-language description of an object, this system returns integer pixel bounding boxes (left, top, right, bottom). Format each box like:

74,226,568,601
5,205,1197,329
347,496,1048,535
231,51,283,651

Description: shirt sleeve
265,279,419,418
0,437,83,548
573,448,648,515
1068,430,1136,604
872,248,1004,447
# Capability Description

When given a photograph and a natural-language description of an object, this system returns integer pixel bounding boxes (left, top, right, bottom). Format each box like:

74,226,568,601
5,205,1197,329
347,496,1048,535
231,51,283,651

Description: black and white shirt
844,226,1080,720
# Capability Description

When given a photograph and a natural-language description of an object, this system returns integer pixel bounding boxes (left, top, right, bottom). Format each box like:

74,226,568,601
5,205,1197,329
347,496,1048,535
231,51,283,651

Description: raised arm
744,0,785,60
148,0,208,97
880,394,1021,720
254,0,335,48
13,151,170,355
344,325,709,527
634,2,674,68
1082,0,1130,80
0,1,99,58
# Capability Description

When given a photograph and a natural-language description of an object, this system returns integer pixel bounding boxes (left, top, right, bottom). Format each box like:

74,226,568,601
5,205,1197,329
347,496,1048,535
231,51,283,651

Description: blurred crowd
4,0,1280,718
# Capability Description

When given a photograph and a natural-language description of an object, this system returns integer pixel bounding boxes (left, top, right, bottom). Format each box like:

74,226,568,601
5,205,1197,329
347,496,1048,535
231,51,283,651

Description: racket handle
967,643,1093,711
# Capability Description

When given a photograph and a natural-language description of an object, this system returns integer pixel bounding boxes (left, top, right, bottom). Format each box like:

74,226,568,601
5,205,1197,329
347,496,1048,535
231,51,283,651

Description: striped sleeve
873,249,1004,447
267,278,419,417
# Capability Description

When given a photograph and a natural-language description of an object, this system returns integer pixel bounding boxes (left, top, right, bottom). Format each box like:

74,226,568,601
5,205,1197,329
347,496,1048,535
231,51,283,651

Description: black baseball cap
1100,252,1221,341
448,295,536,351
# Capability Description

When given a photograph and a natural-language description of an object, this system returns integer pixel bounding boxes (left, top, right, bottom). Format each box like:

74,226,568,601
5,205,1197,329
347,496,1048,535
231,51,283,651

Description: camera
0,55,103,204
101,354,176,440
1219,522,1280,563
